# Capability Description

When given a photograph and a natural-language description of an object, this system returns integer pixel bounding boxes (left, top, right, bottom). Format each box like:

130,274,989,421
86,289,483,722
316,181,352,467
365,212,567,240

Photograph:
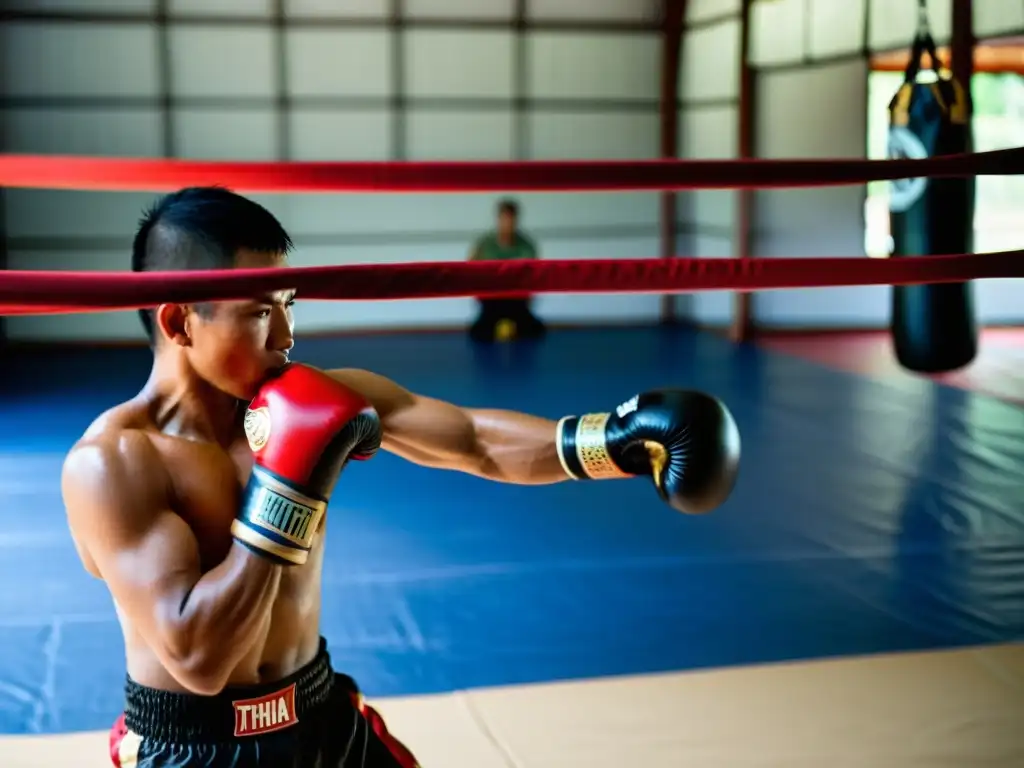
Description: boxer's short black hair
131,186,293,343
497,198,518,217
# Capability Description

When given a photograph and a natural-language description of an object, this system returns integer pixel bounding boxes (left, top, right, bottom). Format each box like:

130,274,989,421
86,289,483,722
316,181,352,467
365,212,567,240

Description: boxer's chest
161,438,249,566
161,437,326,585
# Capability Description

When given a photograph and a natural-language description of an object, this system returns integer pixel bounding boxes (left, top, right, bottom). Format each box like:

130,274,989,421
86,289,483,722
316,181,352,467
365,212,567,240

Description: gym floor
0,326,1021,767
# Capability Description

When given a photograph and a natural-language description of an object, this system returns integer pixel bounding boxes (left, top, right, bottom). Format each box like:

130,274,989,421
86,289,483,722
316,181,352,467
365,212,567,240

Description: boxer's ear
155,303,191,347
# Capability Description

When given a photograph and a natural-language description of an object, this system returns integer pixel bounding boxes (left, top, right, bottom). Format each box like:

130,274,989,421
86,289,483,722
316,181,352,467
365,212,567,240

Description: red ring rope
0,148,1015,314
1,252,1019,316
0,148,1019,192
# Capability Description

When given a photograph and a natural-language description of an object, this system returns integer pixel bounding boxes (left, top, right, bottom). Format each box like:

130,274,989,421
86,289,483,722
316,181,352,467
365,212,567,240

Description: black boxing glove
556,389,740,515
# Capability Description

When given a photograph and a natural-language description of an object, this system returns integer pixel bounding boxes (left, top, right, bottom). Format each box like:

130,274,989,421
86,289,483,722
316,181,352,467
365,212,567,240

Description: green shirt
471,232,538,261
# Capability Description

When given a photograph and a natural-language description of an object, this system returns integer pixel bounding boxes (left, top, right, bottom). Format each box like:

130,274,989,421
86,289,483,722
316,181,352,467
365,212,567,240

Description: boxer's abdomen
118,431,328,693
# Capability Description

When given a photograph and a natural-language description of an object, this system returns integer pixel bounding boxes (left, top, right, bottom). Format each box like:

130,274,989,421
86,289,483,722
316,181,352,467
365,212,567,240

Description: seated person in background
467,199,547,342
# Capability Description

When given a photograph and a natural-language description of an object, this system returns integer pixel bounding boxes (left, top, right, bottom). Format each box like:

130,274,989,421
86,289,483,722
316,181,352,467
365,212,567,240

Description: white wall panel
532,242,662,323
686,188,738,230
975,281,1023,324
869,0,951,51
281,229,658,329
5,249,145,343
284,0,388,18
6,311,143,343
4,109,163,158
510,190,659,325
273,194,496,238
748,0,805,67
6,259,664,342
528,112,659,159
174,109,278,160
405,31,514,99
4,0,155,10
688,0,742,24
288,110,392,160
169,27,275,98
679,105,738,159
274,193,656,252
808,0,866,59
527,33,660,100
527,0,661,23
753,59,878,328
755,284,889,327
286,31,392,98
169,0,272,15
680,19,740,102
406,111,515,159
5,191,158,241
514,192,659,231
974,0,1024,39
677,105,738,326
5,188,665,341
295,247,661,329
286,244,472,331
0,23,159,97
534,293,662,324
685,236,735,325
295,297,475,334
404,0,515,19
1,4,672,340
757,61,865,155
678,107,738,233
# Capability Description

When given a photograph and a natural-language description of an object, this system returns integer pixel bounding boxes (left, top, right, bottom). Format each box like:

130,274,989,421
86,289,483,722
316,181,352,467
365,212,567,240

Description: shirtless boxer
60,187,740,768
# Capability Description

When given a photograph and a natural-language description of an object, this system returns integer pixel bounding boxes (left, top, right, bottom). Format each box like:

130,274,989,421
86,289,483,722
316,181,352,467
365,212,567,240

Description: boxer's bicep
328,367,562,483
62,433,202,660
327,367,485,470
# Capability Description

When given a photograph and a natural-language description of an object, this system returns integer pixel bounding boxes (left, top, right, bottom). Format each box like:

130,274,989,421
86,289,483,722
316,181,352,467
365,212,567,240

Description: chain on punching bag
888,11,978,373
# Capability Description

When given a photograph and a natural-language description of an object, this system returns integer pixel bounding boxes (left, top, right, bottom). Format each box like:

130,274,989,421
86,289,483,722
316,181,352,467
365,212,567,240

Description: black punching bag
888,33,977,373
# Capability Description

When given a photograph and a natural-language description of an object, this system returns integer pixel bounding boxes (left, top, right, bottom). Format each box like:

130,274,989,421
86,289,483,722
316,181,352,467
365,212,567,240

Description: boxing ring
0,150,1023,767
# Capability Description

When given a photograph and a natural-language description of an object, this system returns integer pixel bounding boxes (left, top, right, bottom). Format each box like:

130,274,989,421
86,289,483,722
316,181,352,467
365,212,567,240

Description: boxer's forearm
465,409,568,485
383,407,567,484
168,544,282,693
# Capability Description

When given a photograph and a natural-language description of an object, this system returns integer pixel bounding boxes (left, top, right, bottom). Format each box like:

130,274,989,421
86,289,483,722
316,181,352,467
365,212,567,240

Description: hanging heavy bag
888,32,977,373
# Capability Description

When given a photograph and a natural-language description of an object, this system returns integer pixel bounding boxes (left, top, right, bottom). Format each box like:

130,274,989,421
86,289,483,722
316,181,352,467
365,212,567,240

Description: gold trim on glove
575,412,632,480
231,520,311,565
643,440,668,488
555,416,582,480
234,467,328,564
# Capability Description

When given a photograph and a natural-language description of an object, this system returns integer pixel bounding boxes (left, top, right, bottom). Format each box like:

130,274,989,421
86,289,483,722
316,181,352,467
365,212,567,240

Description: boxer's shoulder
67,398,165,476
62,404,178,578
72,397,157,446
63,418,173,524
323,368,415,420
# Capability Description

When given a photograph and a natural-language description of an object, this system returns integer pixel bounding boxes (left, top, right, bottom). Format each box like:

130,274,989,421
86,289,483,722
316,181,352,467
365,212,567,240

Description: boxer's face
184,250,295,401
497,210,516,241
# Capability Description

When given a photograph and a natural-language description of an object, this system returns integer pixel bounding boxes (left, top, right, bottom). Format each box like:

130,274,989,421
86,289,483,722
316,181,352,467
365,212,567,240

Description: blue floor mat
0,326,1021,734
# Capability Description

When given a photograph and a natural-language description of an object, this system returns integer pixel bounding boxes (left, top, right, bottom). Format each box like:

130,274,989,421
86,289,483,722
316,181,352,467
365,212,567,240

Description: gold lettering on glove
232,467,327,565
244,407,272,451
250,487,319,545
575,413,632,480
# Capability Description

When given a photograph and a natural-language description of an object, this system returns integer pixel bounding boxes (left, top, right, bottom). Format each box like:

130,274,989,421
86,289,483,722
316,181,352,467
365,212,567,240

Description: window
865,45,1024,259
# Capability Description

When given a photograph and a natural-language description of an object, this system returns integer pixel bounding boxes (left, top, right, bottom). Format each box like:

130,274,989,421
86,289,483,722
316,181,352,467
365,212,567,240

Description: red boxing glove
232,364,382,565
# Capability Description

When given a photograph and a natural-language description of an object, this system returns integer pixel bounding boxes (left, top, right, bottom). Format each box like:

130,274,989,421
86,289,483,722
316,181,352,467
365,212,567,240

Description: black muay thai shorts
108,639,419,767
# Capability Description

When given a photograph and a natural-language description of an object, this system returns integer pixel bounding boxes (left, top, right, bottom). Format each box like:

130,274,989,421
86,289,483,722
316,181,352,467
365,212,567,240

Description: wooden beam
658,0,687,324
950,0,975,96
730,0,755,343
